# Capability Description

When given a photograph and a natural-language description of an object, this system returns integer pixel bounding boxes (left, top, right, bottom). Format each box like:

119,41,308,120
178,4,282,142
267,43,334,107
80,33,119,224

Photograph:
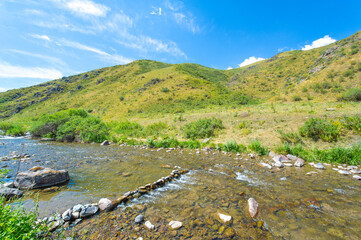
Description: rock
239,112,249,117
0,185,23,199
273,155,290,163
338,170,351,175
72,204,83,213
218,213,232,223
248,153,255,159
294,158,305,167
14,167,70,190
3,182,14,188
74,218,82,225
80,205,98,218
202,138,211,144
259,162,272,169
268,151,276,157
248,198,259,218
223,227,236,238
98,198,116,211
72,212,80,219
284,163,293,167
350,170,361,174
62,209,72,221
306,171,318,175
326,108,335,111
145,221,155,230
48,220,61,232
169,220,183,230
286,154,298,161
274,161,284,168
314,163,325,170
135,215,144,224
42,186,59,193
100,140,110,146
353,175,361,180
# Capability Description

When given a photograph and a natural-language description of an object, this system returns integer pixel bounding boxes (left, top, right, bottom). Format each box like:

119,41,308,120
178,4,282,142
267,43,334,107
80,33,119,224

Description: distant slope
0,31,360,121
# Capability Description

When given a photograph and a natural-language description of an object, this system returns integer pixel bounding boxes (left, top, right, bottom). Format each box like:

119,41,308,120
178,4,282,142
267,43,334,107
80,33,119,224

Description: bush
338,88,361,102
292,95,302,101
299,118,342,142
0,122,26,136
277,130,303,145
342,115,361,133
222,141,246,153
0,197,50,240
30,109,109,143
248,140,269,156
160,87,170,93
182,118,224,139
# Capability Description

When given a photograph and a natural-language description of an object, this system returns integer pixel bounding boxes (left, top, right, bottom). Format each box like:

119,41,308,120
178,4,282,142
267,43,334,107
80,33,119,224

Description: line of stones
39,169,189,232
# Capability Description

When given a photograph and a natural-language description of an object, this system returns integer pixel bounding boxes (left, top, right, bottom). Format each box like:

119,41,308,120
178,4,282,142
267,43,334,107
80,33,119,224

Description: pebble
169,220,183,229
338,170,351,175
306,171,318,175
135,215,144,224
284,163,293,167
218,213,232,223
248,198,259,218
353,175,361,180
145,221,155,230
260,162,272,169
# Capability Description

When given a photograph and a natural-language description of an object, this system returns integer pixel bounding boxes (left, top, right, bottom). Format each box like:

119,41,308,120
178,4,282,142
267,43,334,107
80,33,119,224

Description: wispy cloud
59,39,133,64
0,87,8,92
10,49,67,67
173,12,199,33
150,7,162,16
54,0,110,17
239,56,265,67
29,34,51,41
302,35,336,51
0,61,62,79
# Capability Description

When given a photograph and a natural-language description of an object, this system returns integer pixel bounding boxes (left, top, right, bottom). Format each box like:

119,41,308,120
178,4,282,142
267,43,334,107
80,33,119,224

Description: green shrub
0,122,26,136
248,140,269,155
292,95,302,101
299,118,342,142
339,88,361,102
222,141,246,153
109,121,143,137
160,87,170,93
182,118,224,139
277,130,303,145
0,197,49,239
342,115,361,133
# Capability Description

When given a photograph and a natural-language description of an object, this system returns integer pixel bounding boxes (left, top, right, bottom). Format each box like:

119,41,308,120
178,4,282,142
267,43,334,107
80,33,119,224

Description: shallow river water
1,138,361,239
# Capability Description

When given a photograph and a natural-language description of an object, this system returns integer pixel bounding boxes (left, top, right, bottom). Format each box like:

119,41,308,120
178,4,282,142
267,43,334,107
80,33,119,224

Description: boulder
100,140,110,146
314,163,325,170
248,198,259,218
353,175,361,180
80,205,98,218
294,158,305,167
0,185,23,199
98,198,116,211
14,167,69,190
286,154,298,161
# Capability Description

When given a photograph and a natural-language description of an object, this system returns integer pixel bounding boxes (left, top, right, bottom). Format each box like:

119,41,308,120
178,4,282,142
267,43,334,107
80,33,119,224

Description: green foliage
110,121,168,138
277,130,303,144
292,95,302,101
182,118,224,139
278,142,361,165
30,109,108,142
145,138,201,149
342,114,361,133
299,118,342,142
248,140,269,155
160,87,170,93
0,122,26,136
339,88,361,102
222,141,246,153
0,197,49,240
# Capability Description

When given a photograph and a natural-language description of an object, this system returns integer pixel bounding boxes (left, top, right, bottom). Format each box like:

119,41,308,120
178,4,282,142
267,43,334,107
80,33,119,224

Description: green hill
1,31,360,123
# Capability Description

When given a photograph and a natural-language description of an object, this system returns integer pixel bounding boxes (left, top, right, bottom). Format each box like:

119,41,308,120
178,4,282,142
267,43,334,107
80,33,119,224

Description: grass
182,118,224,139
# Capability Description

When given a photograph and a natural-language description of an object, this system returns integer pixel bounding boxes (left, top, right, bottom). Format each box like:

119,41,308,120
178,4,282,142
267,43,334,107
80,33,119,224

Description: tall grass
182,118,224,139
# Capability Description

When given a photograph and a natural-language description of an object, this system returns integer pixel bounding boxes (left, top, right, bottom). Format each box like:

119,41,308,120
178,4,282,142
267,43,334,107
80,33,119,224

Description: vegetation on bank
0,170,49,240
0,122,26,136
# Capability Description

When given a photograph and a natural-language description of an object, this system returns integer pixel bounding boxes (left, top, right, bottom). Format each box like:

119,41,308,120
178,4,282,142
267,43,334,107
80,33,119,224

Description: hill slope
0,31,360,121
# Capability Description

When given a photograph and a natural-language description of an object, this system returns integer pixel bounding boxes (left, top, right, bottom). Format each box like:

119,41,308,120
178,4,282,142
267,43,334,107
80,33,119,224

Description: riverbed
1,138,360,239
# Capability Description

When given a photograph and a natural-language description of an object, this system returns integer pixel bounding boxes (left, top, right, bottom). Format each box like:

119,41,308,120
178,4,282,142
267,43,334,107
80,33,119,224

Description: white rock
353,175,361,180
260,162,272,169
286,154,298,161
314,163,325,170
248,198,259,218
169,220,183,230
294,158,305,167
306,171,318,175
274,161,284,168
350,170,361,174
332,168,340,171
62,209,71,221
145,221,155,230
98,198,114,211
338,170,351,175
284,163,293,167
218,213,232,223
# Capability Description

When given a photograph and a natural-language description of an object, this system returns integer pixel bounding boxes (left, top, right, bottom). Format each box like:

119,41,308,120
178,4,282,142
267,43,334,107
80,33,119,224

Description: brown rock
248,198,259,218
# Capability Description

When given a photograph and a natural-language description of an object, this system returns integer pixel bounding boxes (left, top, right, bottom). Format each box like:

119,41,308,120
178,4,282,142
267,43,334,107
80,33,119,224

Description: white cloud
0,61,63,79
29,34,51,41
59,39,132,64
239,56,265,67
150,7,162,16
302,35,336,51
227,67,232,70
10,49,67,67
173,13,199,33
54,0,110,17
0,87,8,92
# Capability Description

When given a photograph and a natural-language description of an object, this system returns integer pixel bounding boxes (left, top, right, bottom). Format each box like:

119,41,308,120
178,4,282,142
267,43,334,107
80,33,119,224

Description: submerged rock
135,215,144,224
248,198,259,218
14,166,69,190
169,220,183,230
145,220,155,230
0,185,23,199
218,213,232,223
314,163,325,170
353,175,361,180
80,205,98,218
338,170,351,175
100,140,110,146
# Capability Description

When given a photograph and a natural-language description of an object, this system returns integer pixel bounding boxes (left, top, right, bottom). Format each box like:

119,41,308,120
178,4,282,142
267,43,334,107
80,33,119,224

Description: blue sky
0,0,360,91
